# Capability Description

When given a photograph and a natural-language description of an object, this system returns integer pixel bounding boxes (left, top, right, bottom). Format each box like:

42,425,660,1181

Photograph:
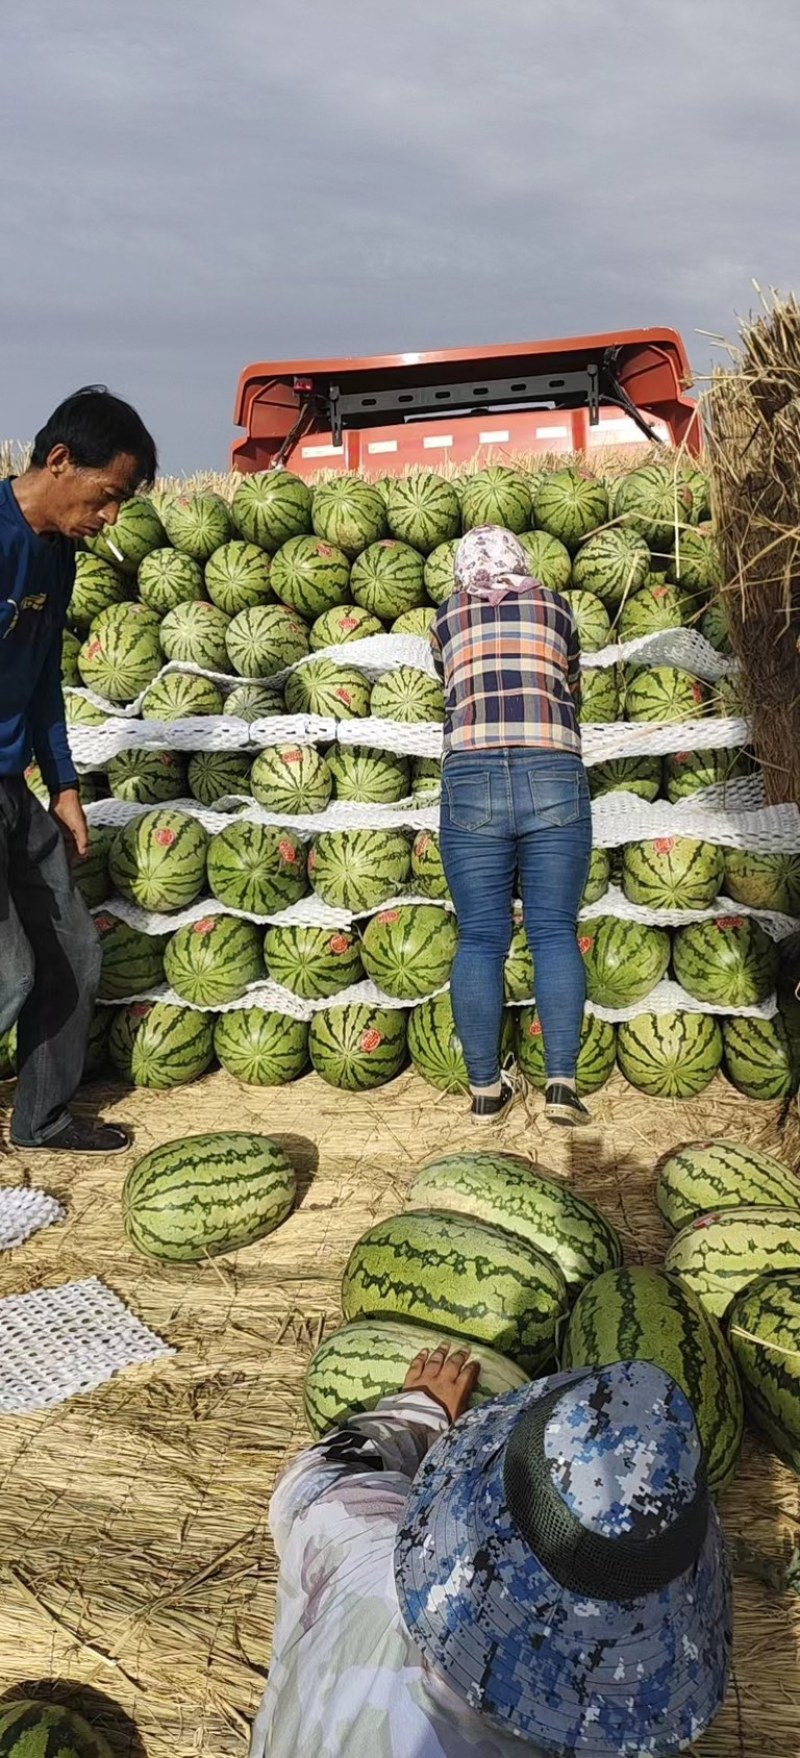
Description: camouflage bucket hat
394,1361,731,1757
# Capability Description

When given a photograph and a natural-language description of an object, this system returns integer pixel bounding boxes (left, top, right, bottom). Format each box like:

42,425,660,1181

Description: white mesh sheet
0,1187,65,1252
0,1276,173,1414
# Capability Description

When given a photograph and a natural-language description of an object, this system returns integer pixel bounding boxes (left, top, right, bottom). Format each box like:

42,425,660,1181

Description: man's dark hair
31,385,158,487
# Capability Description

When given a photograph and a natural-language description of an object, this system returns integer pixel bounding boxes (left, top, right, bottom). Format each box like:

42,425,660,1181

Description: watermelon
141,672,225,720
62,628,82,685
250,743,333,814
722,849,800,916
461,466,532,534
532,469,608,550
682,469,711,522
350,540,426,621
411,757,442,797
270,536,352,617
517,529,572,591
588,756,662,802
78,612,162,704
225,603,310,679
265,924,364,998
95,911,167,1001
581,846,611,904
617,583,688,640
571,527,650,607
138,547,205,612
0,1027,16,1080
89,599,160,637
578,667,619,723
164,914,264,1006
162,492,232,561
613,463,694,549
207,822,308,914
0,1701,115,1758
360,904,458,1000
304,1316,528,1437
669,524,722,594
109,1000,215,1087
72,824,113,908
561,1266,743,1493
700,600,734,654
87,496,165,572
310,603,384,649
672,916,778,1007
308,828,412,911
328,746,410,805
408,991,515,1093
312,477,387,557
384,473,461,552
621,837,724,910
656,1139,800,1233
728,1272,800,1473
309,1002,408,1088
503,915,534,1002
109,810,208,913
123,1130,295,1261
204,541,274,615
663,746,753,802
107,749,188,805
185,750,249,804
580,916,671,1008
214,1007,309,1085
617,1011,723,1098
410,829,449,899
723,1016,798,1100
284,659,372,719
624,665,709,722
70,553,130,630
665,1207,800,1320
408,1152,622,1292
225,680,285,721
342,1210,567,1372
518,1007,617,1095
562,590,611,653
424,539,459,605
392,606,436,636
231,470,312,549
370,668,445,723
65,692,106,727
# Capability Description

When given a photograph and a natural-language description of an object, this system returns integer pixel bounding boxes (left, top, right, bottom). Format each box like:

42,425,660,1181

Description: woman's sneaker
544,1083,591,1127
470,1070,516,1127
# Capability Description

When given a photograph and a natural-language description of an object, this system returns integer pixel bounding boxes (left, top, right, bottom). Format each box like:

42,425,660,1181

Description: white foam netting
0,1276,173,1414
0,1187,65,1252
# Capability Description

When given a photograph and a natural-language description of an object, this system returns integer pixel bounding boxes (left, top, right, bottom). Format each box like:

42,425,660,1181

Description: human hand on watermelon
402,1344,479,1423
50,786,89,860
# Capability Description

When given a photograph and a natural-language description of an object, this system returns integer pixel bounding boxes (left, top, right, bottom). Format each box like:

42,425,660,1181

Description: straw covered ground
0,1068,798,1757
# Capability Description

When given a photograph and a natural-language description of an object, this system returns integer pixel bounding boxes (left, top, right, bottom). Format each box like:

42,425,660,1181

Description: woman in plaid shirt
430,525,592,1126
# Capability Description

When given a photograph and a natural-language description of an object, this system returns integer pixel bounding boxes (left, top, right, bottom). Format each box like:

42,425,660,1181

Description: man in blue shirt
1,386,157,1153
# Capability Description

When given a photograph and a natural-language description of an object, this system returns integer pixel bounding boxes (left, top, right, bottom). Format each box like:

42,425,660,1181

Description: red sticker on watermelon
691,683,705,703
335,688,352,706
416,834,431,855
341,617,359,631
160,754,172,767
653,838,675,855
329,935,351,954
693,1212,722,1229
674,752,690,764
578,935,594,955
281,749,303,764
95,914,114,934
307,849,316,869
528,1020,543,1038
360,1029,383,1053
130,1002,151,1018
86,640,102,659
716,916,744,931
194,916,216,935
278,839,298,864
653,586,670,599
153,828,176,847
317,544,335,558
377,910,401,924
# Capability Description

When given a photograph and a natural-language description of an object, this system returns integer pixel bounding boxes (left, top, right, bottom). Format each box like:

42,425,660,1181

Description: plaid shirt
430,587,581,757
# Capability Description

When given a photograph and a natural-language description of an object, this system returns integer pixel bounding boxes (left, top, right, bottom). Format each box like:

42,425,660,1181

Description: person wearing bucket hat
249,1345,731,1758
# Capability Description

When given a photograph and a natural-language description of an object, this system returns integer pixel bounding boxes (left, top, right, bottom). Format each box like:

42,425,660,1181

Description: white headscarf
454,524,538,607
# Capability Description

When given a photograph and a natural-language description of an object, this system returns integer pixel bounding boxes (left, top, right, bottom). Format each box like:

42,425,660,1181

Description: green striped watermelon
408,991,514,1093
87,496,165,572
138,548,205,612
214,1007,309,1084
571,527,650,606
723,1016,798,1100
669,524,722,593
250,743,332,814
141,672,225,720
517,530,572,591
682,469,710,522
265,924,363,998
107,749,188,804
613,463,694,549
224,680,285,721
207,823,308,914
672,917,778,1007
159,599,233,673
582,847,611,904
343,1210,567,1371
410,829,449,899
65,692,107,727
392,606,436,636
588,756,662,801
424,539,459,605
95,912,168,1000
728,1272,800,1473
310,603,384,649
408,1152,622,1293
78,611,162,704
360,904,458,1000
70,553,131,630
624,665,709,722
562,590,611,653
164,914,264,1005
312,477,387,557
617,1010,723,1097
0,1026,16,1079
308,829,412,911
327,746,410,805
204,541,274,614
518,1006,617,1094
503,915,534,1002
580,916,671,1007
225,603,310,679
231,470,312,549
123,1130,296,1261
617,583,688,640
304,1316,528,1437
656,1139,800,1233
270,536,352,617
62,628,82,685
621,837,724,910
663,746,753,801
578,667,619,723
461,466,532,534
665,1207,800,1319
109,1000,215,1087
0,1701,114,1758
109,810,208,913
722,850,800,916
187,751,252,805
532,469,608,550
384,473,461,552
370,667,445,723
284,659,372,718
72,824,113,908
411,757,442,797
309,1002,408,1088
350,540,426,621
561,1266,743,1492
699,600,734,655
162,492,232,561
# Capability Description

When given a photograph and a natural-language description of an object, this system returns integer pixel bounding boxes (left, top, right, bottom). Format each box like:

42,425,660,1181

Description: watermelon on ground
408,991,514,1093
87,496,165,572
0,1701,115,1757
231,470,313,549
164,914,265,1006
384,473,461,552
672,916,778,1008
580,917,671,1008
571,527,650,606
532,469,608,549
138,548,205,612
460,466,532,534
312,477,387,557
518,1007,617,1094
159,600,232,672
225,603,310,678
621,837,724,910
722,1016,798,1100
214,1007,309,1085
207,822,309,914
617,1011,723,1097
656,1139,800,1232
162,492,232,561
304,1317,527,1436
265,924,363,999
250,743,333,813
728,1272,800,1473
109,1000,215,1087
204,541,274,614
309,1003,408,1089
284,659,372,719
270,536,352,617
360,904,458,1000
109,810,208,913
0,1027,16,1079
123,1131,296,1260
107,748,188,804
141,672,225,720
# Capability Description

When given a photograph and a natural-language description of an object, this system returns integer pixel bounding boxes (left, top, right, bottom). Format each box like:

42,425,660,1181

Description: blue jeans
439,750,592,1087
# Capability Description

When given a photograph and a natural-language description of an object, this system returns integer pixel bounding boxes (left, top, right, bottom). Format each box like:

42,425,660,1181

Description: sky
2,0,800,474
